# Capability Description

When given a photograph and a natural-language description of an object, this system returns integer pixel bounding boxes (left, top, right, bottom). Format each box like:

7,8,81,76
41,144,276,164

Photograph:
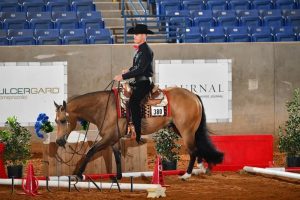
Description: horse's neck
67,91,111,124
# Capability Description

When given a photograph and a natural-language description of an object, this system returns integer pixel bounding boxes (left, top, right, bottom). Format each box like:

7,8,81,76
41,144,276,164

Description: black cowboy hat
127,24,154,35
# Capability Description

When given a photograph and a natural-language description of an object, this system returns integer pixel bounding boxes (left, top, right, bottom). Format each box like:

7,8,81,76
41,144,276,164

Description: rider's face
134,34,146,45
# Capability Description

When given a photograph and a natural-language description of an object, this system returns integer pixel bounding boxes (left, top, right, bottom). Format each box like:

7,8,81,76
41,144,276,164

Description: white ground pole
0,178,166,198
243,166,300,180
32,169,204,181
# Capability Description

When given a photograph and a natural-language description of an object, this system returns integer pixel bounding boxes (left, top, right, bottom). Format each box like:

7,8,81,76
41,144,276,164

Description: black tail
195,95,224,164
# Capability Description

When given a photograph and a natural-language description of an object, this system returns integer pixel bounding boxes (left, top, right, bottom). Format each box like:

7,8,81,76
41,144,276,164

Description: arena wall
0,43,299,137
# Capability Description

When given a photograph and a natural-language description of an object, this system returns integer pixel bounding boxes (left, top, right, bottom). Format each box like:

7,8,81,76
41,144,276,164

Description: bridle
53,80,123,166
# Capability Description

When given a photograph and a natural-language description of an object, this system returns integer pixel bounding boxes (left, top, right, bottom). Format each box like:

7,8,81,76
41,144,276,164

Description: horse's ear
63,101,67,110
54,101,59,109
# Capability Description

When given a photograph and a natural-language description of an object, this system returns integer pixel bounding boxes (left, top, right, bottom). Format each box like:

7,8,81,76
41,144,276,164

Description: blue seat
166,10,192,41
251,0,273,10
227,0,251,10
60,29,86,44
214,10,238,27
274,0,297,9
273,26,297,41
206,0,227,11
160,0,181,15
52,11,78,29
2,12,28,29
285,9,300,26
86,28,113,44
21,0,45,12
203,27,226,43
182,26,202,43
45,0,70,12
237,10,261,27
227,26,251,42
35,29,61,45
250,26,273,42
8,29,35,45
0,29,8,45
71,0,95,12
192,10,215,28
182,0,205,11
0,1,20,12
261,10,284,27
27,12,53,29
77,11,104,29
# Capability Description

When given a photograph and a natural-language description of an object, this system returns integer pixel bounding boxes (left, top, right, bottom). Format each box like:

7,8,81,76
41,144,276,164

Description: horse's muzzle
56,136,67,148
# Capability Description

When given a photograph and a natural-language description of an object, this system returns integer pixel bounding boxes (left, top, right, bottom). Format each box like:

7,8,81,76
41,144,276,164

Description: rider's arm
122,51,150,80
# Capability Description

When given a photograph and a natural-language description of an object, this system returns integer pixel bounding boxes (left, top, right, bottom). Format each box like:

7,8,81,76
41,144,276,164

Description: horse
54,85,224,180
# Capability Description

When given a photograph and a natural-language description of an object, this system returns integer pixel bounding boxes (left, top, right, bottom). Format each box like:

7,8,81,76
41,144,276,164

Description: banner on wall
0,62,67,126
155,59,232,123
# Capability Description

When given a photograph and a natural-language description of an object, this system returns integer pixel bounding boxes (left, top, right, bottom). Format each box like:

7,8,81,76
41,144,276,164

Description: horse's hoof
76,174,83,181
205,168,212,176
179,173,191,181
197,163,207,174
136,138,146,145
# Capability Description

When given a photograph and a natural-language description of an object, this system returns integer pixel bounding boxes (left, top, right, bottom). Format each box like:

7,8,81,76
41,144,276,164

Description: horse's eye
60,119,67,124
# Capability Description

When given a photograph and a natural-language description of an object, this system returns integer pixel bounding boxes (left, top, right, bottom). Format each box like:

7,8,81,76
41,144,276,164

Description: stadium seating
182,0,205,11
252,0,273,10
22,0,46,12
182,26,202,43
77,11,104,29
192,10,215,28
237,10,261,27
228,0,251,10
203,26,227,43
285,9,300,26
0,29,8,45
227,26,251,42
27,12,53,29
261,9,284,27
2,12,28,29
0,0,20,12
250,26,273,42
274,0,297,9
206,0,227,11
45,0,70,12
273,26,297,41
52,11,78,29
60,28,86,44
35,29,61,45
214,10,238,27
8,29,35,45
70,0,96,12
86,28,113,44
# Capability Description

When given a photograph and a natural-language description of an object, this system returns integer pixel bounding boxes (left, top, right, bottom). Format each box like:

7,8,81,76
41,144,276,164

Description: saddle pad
112,88,171,119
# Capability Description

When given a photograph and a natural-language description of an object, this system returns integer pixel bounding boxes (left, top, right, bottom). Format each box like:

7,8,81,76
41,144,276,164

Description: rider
114,24,154,144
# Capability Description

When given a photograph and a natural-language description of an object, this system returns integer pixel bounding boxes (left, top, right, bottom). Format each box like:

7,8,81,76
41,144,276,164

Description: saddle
113,81,169,119
121,81,167,106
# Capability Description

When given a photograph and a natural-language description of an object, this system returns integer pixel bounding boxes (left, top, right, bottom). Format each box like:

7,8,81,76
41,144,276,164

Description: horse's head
54,101,69,148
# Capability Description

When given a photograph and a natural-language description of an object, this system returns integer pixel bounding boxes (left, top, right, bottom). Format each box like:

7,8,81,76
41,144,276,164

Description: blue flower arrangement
79,119,89,131
35,113,54,139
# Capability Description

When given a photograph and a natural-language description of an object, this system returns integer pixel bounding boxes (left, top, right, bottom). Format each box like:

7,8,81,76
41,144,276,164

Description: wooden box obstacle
43,131,148,176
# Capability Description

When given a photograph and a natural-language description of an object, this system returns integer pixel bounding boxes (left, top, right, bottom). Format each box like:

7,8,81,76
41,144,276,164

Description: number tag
151,106,164,116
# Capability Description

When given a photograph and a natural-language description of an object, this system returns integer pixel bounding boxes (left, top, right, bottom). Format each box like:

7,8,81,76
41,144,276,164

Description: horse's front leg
112,143,122,180
74,137,110,180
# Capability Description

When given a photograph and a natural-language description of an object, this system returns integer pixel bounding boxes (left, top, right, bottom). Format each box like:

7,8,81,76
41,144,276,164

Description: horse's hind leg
112,143,122,180
180,152,196,180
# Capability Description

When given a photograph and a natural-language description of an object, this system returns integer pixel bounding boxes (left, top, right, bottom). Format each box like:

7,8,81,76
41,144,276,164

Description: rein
55,80,120,166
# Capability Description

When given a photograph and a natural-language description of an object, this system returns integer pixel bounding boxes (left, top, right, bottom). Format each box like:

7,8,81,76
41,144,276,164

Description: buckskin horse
54,83,224,180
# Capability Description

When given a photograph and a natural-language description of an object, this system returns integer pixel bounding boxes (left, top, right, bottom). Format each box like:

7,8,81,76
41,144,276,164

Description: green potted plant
0,116,31,178
152,126,181,170
278,88,300,167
